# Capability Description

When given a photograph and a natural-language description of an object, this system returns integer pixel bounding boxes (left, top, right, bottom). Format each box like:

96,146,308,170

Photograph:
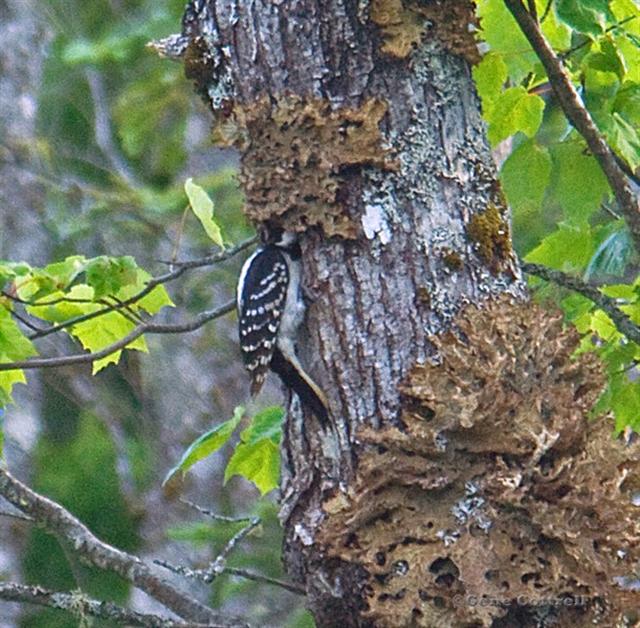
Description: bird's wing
237,246,289,396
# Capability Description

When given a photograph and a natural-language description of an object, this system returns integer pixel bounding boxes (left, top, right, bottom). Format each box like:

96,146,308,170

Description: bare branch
504,0,640,252
522,262,640,345
153,513,293,595
224,568,305,596
0,583,217,628
85,68,141,188
203,518,261,581
155,561,304,596
0,299,235,372
179,498,255,523
0,468,248,627
157,517,262,585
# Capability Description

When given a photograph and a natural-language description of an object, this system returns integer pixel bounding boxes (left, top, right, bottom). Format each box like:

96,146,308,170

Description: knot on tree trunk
313,297,639,627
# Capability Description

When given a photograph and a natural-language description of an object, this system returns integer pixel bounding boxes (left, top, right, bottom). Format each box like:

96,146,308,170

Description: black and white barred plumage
236,229,329,425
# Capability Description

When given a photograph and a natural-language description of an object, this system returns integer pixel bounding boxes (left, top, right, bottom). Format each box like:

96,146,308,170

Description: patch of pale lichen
317,297,639,626
370,0,480,64
221,96,393,238
467,203,513,274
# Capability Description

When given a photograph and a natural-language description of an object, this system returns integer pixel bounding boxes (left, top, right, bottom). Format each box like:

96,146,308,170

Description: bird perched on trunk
236,226,329,426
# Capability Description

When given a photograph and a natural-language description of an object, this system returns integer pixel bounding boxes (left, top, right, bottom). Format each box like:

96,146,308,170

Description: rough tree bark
178,1,640,626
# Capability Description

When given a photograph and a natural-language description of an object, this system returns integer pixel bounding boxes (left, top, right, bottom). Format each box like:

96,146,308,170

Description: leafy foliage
0,254,173,395
224,406,284,495
167,406,285,496
163,406,245,486
185,178,226,248
475,0,640,431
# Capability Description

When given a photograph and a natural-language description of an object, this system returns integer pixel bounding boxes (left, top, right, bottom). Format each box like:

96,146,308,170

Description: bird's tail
270,348,329,427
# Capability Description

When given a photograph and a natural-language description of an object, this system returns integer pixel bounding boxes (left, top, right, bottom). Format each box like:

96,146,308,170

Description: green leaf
501,139,551,213
238,406,284,446
0,308,38,362
0,308,37,406
70,310,148,374
487,87,545,146
117,269,174,315
614,82,640,127
609,112,640,168
609,374,640,432
0,408,4,458
472,53,508,117
548,140,610,222
477,0,570,83
223,406,284,495
25,264,173,375
85,256,138,300
224,439,280,496
184,178,225,248
586,37,627,80
585,223,633,279
556,0,612,36
26,285,96,323
42,256,87,290
560,292,595,325
525,223,595,270
163,406,244,486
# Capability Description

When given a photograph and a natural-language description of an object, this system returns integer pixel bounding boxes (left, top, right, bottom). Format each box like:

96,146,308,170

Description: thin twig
85,68,141,188
527,0,538,23
0,299,235,372
504,0,640,252
540,0,553,23
154,517,261,588
522,262,640,345
7,309,45,333
202,518,261,582
559,15,638,61
179,498,255,523
0,582,218,628
155,561,305,596
224,568,305,595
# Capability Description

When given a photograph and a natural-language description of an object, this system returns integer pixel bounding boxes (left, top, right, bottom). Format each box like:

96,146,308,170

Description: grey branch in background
0,468,249,628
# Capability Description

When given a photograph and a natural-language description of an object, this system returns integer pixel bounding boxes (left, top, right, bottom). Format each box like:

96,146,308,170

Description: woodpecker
236,227,329,426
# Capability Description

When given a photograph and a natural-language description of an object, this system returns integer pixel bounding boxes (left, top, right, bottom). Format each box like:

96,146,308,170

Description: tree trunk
181,1,640,625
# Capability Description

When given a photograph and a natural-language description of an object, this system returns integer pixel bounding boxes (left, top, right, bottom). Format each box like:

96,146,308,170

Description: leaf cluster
475,0,640,431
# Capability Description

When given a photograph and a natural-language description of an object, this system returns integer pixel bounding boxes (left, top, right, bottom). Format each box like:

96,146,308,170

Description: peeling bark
180,1,639,625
